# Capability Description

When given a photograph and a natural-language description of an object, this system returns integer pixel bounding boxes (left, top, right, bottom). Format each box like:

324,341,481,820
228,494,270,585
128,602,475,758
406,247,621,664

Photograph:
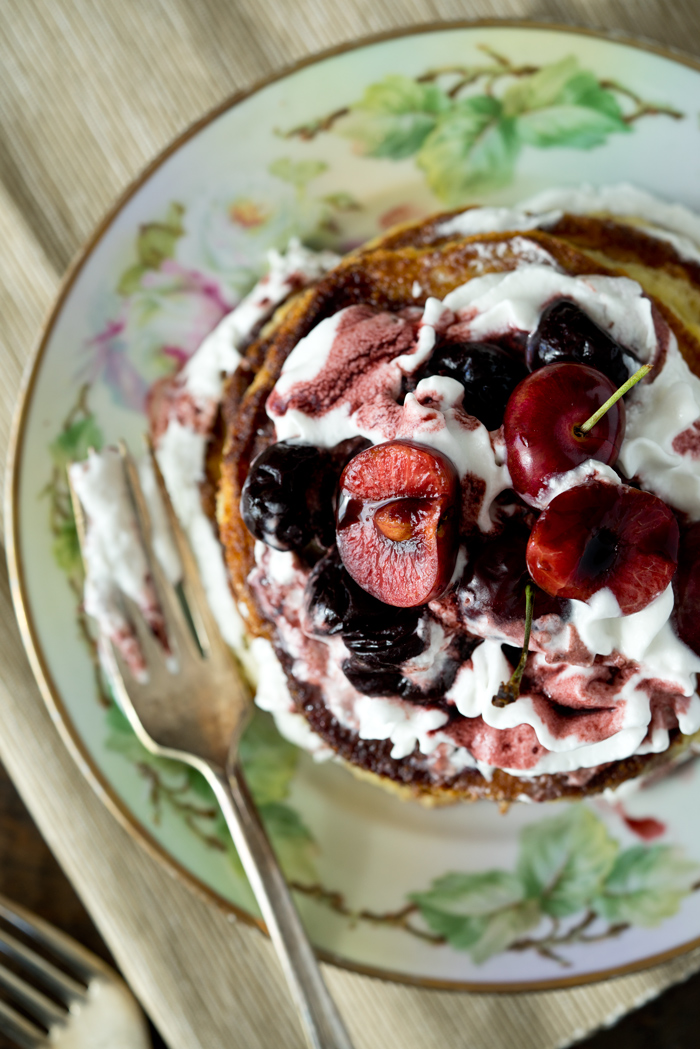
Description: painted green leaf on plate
268,157,328,187
49,415,103,469
117,202,185,295
411,870,541,962
505,57,628,149
340,74,450,160
516,104,628,149
501,56,584,115
257,801,318,884
52,520,82,575
238,707,303,806
416,96,518,203
592,845,699,926
517,806,619,917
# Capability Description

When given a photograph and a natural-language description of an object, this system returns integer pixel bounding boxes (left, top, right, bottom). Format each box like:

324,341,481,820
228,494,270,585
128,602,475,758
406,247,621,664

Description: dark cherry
504,362,625,503
416,340,527,430
241,437,368,553
527,299,631,387
672,522,700,656
342,633,478,702
341,659,408,698
458,518,566,629
526,481,679,615
303,549,426,667
241,441,336,551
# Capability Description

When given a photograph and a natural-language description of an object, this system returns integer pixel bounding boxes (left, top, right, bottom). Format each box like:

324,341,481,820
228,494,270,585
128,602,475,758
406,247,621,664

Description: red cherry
526,481,679,615
504,362,625,503
672,522,700,655
336,440,459,608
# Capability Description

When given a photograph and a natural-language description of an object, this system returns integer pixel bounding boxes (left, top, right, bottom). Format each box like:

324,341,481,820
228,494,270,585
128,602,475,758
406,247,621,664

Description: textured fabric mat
2,2,700,1046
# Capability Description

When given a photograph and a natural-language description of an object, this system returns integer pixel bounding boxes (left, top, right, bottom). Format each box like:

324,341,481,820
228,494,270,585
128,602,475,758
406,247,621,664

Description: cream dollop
620,350,700,519
443,266,660,363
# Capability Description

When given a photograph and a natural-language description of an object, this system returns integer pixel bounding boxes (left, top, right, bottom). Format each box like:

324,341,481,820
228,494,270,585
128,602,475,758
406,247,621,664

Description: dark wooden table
0,756,696,1049
0,759,167,1047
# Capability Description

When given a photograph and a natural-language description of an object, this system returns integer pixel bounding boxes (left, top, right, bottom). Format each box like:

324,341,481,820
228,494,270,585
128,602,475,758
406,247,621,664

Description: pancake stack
213,206,700,803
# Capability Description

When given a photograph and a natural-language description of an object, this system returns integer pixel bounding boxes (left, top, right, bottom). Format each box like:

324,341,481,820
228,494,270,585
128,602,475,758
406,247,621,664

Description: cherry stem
576,363,652,436
492,583,534,708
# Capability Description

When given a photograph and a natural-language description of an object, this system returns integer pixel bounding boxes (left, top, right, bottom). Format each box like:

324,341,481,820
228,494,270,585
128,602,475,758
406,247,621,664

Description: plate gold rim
6,16,700,993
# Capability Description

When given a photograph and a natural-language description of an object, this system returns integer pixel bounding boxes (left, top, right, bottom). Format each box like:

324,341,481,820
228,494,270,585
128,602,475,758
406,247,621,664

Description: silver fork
0,893,151,1048
69,444,354,1049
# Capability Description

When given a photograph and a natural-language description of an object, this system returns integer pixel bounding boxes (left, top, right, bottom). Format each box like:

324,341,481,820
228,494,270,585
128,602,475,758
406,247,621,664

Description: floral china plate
8,21,700,990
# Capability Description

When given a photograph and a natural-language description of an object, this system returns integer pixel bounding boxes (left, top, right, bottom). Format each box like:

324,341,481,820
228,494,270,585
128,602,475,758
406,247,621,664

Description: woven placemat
1,2,699,1046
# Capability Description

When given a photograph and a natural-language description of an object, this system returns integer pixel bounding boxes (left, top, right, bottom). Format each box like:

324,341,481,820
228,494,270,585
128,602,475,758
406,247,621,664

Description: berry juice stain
614,803,666,840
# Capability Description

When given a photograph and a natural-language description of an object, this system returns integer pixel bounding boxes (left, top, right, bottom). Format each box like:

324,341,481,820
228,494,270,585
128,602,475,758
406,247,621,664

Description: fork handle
207,762,355,1049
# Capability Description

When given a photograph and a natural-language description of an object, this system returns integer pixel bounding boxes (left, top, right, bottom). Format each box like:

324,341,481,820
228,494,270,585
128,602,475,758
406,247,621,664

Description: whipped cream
620,349,700,519
438,182,700,267
442,266,660,363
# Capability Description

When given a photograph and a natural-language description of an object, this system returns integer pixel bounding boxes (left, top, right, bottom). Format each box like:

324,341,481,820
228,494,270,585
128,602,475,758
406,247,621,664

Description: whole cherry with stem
504,361,651,504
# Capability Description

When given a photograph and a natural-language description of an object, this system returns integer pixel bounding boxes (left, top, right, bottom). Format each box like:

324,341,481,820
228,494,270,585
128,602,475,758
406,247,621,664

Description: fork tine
0,930,86,1005
69,457,194,676
0,896,103,984
117,590,173,685
0,997,48,1049
0,961,66,1029
146,437,231,664
93,636,161,759
117,442,201,664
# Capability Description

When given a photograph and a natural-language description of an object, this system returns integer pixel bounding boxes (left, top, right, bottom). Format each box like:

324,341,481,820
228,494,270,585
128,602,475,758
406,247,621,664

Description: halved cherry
336,440,459,607
526,481,679,615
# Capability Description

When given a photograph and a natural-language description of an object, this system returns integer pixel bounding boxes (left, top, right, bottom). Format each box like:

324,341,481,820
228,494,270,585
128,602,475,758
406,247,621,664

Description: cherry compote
416,340,527,431
303,549,426,666
527,299,631,386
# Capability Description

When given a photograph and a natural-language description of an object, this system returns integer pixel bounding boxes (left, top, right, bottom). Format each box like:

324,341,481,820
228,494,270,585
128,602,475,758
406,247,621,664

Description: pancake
206,198,700,803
